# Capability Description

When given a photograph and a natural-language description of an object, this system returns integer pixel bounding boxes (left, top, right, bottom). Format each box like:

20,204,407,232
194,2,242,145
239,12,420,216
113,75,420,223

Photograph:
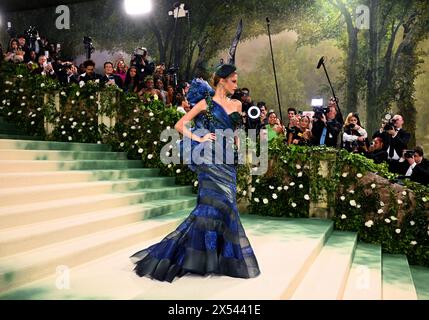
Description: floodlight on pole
124,0,152,15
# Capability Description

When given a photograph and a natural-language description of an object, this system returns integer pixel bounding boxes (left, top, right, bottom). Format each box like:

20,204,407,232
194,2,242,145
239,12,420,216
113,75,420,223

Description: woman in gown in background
130,64,260,282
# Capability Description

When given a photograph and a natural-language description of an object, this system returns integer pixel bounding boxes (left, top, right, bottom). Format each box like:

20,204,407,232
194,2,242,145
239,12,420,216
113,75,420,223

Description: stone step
0,134,43,141
0,159,144,173
0,149,127,161
0,197,196,257
291,231,357,300
0,139,111,152
0,177,177,206
410,266,429,300
342,243,382,300
0,185,194,229
0,216,335,299
0,209,190,293
382,254,418,300
0,168,160,189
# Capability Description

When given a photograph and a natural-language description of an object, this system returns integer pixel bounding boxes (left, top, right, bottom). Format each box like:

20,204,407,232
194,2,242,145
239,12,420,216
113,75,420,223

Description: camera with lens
134,47,147,57
403,150,415,159
383,119,397,132
313,106,329,120
167,66,179,74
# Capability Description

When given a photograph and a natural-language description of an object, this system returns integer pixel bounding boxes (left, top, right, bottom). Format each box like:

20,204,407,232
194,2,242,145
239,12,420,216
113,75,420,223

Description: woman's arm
174,99,215,143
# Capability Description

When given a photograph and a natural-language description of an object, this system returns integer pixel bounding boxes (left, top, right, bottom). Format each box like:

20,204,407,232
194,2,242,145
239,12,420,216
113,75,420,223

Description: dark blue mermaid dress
130,101,260,282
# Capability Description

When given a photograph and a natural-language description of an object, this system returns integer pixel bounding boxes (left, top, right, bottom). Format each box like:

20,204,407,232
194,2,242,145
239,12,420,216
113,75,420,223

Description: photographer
397,147,429,185
101,61,123,89
31,55,56,79
311,104,342,147
130,48,155,82
57,62,79,85
364,137,388,164
4,39,25,63
342,112,368,153
383,114,411,173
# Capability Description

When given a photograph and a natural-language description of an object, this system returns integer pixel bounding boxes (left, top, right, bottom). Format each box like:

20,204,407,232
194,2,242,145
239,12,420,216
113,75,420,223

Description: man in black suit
79,60,102,83
311,103,342,148
383,115,411,173
364,137,388,164
397,146,429,185
100,61,123,89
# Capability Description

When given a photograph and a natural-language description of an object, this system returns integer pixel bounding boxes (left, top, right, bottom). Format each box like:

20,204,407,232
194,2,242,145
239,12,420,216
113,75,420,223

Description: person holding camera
130,48,155,82
382,114,411,173
397,147,429,185
264,111,285,142
101,61,123,89
31,54,56,79
57,62,79,85
364,137,388,164
4,39,25,63
342,112,368,153
311,104,342,147
290,115,313,146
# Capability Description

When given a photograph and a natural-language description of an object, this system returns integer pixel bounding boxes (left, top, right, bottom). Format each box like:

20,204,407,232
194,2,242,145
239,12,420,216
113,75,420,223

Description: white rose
283,186,289,191
30,121,35,125
79,81,85,87
95,79,100,83
7,112,11,116
76,91,80,97
90,96,94,100
357,204,361,209
82,122,86,126
342,172,348,177
176,169,181,174
277,186,282,191
73,122,77,126
304,194,310,201
371,183,376,189
395,228,401,234
78,129,82,133
377,209,384,214
168,164,172,168
340,196,346,201
41,83,46,87
22,96,26,100
269,185,274,190
263,198,269,204
17,110,22,114
350,200,357,207
411,241,417,245
272,193,277,199
138,148,143,153
299,184,304,189
242,191,247,196
391,216,397,221
153,94,159,101
397,199,403,205
402,191,407,196
365,220,374,228
291,202,297,208
147,130,151,133
147,154,153,159
61,91,66,96
149,112,154,117
341,214,347,219
251,187,255,192
20,103,25,106
68,136,72,141
385,218,391,224
81,111,86,115
349,190,355,194
410,221,415,226
254,198,260,203
255,179,260,183
380,201,385,207
296,164,301,170
422,197,427,202
37,108,41,111
297,172,303,177
357,173,363,178
290,182,295,186
122,132,127,137
131,126,136,130
153,141,158,145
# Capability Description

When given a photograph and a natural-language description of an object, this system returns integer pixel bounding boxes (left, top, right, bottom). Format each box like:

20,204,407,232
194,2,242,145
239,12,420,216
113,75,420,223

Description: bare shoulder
230,99,242,112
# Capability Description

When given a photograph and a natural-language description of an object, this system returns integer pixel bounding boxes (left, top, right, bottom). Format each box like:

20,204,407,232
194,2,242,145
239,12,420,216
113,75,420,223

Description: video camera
311,98,329,119
83,36,95,59
383,114,397,132
134,47,147,57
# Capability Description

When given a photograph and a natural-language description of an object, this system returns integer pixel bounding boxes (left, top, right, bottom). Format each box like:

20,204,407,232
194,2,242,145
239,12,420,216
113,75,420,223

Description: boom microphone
317,56,325,69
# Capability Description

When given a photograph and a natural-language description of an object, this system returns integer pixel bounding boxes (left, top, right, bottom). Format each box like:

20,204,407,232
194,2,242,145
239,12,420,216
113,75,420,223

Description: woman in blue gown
130,64,260,282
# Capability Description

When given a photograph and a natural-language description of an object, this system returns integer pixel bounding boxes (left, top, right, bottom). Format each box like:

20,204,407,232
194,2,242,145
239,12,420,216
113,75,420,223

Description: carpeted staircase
0,135,428,300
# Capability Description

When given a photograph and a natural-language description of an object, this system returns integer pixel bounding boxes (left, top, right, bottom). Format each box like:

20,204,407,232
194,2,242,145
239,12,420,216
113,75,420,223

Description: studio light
124,0,152,15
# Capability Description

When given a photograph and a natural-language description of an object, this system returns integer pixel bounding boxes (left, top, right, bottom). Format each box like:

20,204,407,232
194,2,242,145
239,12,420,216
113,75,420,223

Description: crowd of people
2,32,428,186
